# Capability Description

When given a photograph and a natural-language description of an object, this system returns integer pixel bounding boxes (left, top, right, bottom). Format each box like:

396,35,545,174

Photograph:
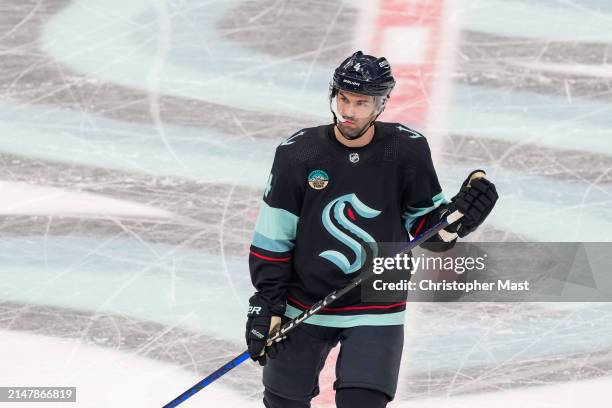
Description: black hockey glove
448,170,498,237
246,295,286,366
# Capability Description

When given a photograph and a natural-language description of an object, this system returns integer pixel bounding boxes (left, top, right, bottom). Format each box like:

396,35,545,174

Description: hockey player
246,51,498,408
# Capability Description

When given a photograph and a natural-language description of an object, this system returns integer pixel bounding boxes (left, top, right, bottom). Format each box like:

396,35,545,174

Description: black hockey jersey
249,122,448,327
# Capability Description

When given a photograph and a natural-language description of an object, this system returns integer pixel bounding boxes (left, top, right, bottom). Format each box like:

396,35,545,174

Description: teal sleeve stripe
402,191,449,231
254,201,299,240
284,305,405,328
252,231,294,253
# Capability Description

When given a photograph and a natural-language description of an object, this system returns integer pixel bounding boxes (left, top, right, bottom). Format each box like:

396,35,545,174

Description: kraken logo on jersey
320,194,380,274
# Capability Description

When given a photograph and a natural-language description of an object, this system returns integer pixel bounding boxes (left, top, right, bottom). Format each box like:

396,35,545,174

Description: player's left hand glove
246,295,286,366
448,170,498,237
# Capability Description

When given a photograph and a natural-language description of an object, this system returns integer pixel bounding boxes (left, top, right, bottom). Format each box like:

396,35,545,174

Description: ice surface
1,0,612,406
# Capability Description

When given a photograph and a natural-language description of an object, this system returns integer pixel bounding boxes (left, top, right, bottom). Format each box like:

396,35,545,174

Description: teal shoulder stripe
284,305,405,328
254,201,299,241
252,231,294,253
402,191,449,231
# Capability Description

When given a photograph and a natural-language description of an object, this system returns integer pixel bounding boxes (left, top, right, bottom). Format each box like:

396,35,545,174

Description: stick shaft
163,351,250,408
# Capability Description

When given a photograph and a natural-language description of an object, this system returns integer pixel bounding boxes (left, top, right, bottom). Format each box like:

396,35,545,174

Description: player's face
335,91,377,138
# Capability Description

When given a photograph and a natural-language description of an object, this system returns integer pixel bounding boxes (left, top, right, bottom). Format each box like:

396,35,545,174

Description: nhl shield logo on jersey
349,153,359,163
308,170,329,190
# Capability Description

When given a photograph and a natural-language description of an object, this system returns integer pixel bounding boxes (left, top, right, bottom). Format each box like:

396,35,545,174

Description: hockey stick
162,207,465,407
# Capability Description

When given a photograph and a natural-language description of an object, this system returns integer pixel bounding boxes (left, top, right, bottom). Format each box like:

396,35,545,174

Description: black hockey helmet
331,51,396,98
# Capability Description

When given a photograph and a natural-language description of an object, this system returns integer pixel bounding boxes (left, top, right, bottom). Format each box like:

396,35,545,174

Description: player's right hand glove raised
246,295,286,366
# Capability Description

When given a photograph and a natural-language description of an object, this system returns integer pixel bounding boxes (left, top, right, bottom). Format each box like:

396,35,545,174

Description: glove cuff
247,294,271,318
248,294,286,317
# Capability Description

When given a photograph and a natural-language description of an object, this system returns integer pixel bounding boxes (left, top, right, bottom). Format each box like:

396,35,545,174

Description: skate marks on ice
219,0,612,183
1,0,612,405
222,1,612,102
0,0,611,184
397,303,612,401
0,302,264,405
2,300,612,404
0,0,315,139
0,152,261,255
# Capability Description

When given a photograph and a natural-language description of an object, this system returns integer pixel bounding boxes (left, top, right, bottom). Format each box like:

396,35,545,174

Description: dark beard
337,121,372,140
